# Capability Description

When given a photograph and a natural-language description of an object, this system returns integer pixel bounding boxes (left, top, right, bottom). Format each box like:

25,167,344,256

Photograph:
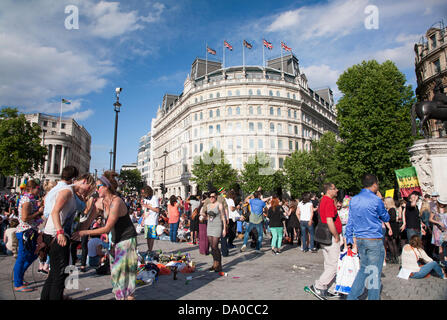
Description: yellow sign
385,189,394,199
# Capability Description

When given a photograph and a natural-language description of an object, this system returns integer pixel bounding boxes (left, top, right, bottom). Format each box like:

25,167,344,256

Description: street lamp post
109,149,113,170
112,87,123,172
162,149,168,203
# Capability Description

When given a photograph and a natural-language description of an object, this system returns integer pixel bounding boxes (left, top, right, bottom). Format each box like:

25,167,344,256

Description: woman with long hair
267,195,286,254
188,195,200,245
13,179,43,292
76,171,138,300
401,235,446,279
41,167,95,300
168,195,180,243
201,191,227,272
286,200,300,246
297,192,316,253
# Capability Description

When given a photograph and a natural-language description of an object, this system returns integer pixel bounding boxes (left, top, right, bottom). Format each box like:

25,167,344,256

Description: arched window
270,107,274,115
248,89,253,95
269,90,273,96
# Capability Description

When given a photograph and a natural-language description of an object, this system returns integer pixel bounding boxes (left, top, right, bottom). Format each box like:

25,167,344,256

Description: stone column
50,144,57,174
60,145,66,174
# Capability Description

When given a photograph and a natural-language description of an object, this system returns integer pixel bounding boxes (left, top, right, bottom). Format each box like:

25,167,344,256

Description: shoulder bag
314,206,334,246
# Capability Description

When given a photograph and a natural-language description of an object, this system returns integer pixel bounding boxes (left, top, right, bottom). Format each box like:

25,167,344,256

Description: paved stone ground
1,231,446,300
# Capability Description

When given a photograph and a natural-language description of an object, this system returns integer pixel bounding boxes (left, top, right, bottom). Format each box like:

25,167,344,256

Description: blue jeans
13,231,38,287
170,222,179,242
236,221,243,233
410,261,445,279
300,221,315,250
242,223,263,250
347,239,385,300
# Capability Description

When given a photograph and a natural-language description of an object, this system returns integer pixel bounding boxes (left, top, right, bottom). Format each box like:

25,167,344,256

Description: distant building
120,163,137,173
137,131,152,186
150,54,338,199
414,20,447,137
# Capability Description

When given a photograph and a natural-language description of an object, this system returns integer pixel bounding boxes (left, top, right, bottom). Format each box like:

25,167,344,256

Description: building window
294,110,297,119
270,107,274,115
293,94,296,100
200,143,203,152
278,139,283,149
294,125,298,135
257,122,263,131
295,141,299,150
209,110,213,118
257,106,262,115
236,122,241,131
276,91,280,97
249,122,254,132
270,139,275,149
288,109,291,118
195,98,198,103
216,140,221,150
249,139,254,149
431,34,437,49
236,138,242,149
236,89,240,96
287,92,290,98
270,123,275,133
228,90,232,96
194,144,198,153
279,158,284,168
228,107,232,116
61,123,66,129
43,121,48,127
277,108,281,116
216,124,221,133
434,59,441,74
270,157,275,169
248,89,253,95
236,107,240,115
289,140,293,150
249,106,254,115
227,123,233,132
52,122,56,128
194,128,198,137
277,123,282,133
288,124,293,134
200,96,203,102
209,93,213,99
209,125,213,135
194,113,198,121
258,139,263,149
200,112,203,120
216,109,220,117
257,89,261,95
216,92,220,98
269,90,273,96
228,139,233,150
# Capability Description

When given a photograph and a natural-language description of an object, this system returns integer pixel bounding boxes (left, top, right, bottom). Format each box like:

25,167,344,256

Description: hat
431,191,440,197
438,198,447,205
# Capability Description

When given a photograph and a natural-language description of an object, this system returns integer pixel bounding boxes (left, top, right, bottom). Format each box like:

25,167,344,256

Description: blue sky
1,0,446,174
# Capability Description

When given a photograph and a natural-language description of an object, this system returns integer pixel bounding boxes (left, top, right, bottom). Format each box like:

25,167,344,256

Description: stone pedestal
409,138,447,199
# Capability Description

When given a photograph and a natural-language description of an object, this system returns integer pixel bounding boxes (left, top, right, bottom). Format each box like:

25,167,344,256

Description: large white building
151,54,338,199
25,113,91,182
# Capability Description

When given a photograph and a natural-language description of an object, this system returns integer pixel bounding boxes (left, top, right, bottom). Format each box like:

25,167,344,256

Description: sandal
14,286,34,292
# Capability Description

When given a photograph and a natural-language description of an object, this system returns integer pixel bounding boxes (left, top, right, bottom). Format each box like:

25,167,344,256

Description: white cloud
69,109,94,121
267,0,368,40
301,64,342,99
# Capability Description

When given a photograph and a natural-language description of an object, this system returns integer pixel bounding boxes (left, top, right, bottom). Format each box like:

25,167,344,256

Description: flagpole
280,42,284,79
59,97,62,134
263,40,265,68
242,41,245,71
206,42,208,78
223,41,225,69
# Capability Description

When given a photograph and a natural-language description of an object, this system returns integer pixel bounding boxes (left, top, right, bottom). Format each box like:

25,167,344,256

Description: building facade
414,21,447,137
151,55,338,199
137,131,152,186
24,113,91,183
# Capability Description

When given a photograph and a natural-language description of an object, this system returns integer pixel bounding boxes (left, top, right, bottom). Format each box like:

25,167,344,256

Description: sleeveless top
44,182,77,237
106,197,137,244
16,192,42,233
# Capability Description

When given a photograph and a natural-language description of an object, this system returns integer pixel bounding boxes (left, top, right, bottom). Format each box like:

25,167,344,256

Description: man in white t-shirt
225,190,239,248
141,186,159,256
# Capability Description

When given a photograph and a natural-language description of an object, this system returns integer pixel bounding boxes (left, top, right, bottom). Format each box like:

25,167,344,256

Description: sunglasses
210,195,217,198
96,184,105,190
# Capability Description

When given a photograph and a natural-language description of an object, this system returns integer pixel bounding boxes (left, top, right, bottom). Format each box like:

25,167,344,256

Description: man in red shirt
307,182,341,299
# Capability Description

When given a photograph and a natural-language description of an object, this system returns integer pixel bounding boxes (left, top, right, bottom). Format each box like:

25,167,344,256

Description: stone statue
412,78,447,138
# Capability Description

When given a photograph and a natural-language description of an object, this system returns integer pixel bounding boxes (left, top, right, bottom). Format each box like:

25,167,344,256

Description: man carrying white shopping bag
345,174,390,300
335,248,360,295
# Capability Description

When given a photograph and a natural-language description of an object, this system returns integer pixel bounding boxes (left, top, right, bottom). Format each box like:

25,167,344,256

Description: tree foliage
0,107,47,177
119,169,144,193
335,60,415,192
191,148,239,192
239,153,285,195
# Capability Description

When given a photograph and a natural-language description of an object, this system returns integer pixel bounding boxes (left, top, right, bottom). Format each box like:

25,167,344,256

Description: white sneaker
240,245,246,252
383,261,386,267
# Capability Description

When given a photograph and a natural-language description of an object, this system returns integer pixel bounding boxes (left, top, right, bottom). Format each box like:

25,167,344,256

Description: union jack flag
281,41,292,52
243,40,252,49
207,46,216,55
263,39,273,50
224,40,233,51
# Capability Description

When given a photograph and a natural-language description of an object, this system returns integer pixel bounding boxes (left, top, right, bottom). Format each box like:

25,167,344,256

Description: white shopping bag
335,249,360,295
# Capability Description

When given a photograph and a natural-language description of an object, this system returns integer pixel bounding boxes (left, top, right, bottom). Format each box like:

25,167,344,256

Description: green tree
284,150,318,198
119,169,144,194
336,60,416,192
240,153,285,195
191,148,238,192
0,107,47,177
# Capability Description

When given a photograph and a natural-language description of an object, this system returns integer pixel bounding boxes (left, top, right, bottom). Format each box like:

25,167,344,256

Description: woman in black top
400,192,422,243
76,171,137,300
268,196,286,254
286,200,300,246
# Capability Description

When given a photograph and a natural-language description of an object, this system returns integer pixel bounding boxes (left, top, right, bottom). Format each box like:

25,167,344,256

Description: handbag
314,208,334,246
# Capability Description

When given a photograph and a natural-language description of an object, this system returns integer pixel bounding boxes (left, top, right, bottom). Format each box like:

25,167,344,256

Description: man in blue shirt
240,191,268,253
346,174,390,300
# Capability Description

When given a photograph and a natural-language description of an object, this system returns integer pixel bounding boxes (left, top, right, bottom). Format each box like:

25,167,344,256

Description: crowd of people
1,169,446,300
